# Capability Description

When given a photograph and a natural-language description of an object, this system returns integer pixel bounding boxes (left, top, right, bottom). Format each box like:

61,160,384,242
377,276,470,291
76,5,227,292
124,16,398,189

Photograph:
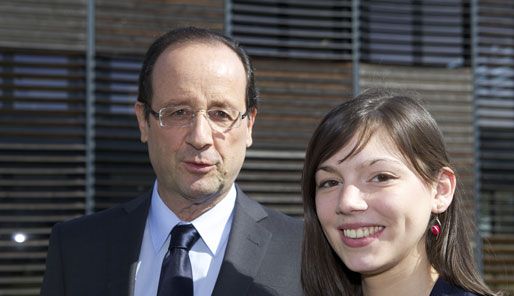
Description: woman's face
314,131,437,276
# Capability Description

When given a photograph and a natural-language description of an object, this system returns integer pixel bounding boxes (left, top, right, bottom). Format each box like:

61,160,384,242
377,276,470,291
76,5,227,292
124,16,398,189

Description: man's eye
209,109,233,121
169,108,191,118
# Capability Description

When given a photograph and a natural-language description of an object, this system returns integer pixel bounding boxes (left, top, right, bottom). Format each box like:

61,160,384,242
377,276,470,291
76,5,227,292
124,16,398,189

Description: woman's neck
361,251,439,296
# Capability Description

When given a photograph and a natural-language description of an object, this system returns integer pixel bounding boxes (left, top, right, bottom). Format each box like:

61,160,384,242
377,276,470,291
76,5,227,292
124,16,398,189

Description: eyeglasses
145,103,249,132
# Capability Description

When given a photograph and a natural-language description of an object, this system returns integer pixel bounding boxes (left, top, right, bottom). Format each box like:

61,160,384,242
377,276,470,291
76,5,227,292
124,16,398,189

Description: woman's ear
432,167,456,214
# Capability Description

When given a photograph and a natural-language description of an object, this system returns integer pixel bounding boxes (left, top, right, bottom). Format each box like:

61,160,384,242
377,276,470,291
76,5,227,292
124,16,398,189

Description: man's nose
186,111,214,150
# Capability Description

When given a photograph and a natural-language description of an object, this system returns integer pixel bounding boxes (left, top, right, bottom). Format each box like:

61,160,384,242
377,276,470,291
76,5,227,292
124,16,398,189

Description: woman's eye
318,180,340,188
371,173,396,183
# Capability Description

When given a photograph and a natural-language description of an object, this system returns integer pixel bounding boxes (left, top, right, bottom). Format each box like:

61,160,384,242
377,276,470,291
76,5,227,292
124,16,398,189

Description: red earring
430,216,442,238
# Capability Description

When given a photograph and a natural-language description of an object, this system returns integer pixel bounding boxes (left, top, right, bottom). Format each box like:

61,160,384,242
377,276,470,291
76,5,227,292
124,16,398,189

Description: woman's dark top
430,278,480,296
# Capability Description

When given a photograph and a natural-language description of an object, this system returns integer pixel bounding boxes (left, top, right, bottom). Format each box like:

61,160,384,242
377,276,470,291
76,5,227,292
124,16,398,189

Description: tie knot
169,224,199,251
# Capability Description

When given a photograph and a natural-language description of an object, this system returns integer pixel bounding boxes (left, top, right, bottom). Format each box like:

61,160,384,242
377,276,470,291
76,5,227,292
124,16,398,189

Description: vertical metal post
352,0,360,97
224,0,232,37
85,0,96,215
470,0,483,274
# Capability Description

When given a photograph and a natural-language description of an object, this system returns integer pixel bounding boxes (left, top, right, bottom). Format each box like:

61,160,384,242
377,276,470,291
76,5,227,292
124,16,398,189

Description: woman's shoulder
430,278,481,296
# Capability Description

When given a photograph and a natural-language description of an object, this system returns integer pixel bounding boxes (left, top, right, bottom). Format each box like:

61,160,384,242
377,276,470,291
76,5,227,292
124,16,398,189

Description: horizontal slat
0,276,42,285
233,26,350,40
233,14,349,29
0,239,50,248
0,216,79,223
233,3,350,18
232,0,351,60
234,0,350,9
361,0,470,66
483,234,514,291
0,0,86,50
0,203,84,210
243,161,302,171
235,36,351,51
95,0,223,54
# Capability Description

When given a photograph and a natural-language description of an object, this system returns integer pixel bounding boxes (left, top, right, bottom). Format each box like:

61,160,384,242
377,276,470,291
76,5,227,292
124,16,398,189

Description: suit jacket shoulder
213,185,303,296
40,193,151,296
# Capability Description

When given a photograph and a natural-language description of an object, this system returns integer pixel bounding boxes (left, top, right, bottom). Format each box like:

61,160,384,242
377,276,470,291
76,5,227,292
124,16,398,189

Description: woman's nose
337,184,368,214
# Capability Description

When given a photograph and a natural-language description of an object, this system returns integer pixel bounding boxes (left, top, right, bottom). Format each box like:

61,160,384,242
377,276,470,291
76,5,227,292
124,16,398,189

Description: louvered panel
483,235,514,293
231,0,353,60
476,0,514,201
0,0,86,51
360,64,474,209
234,57,353,216
360,0,470,67
480,128,514,191
96,0,224,55
238,150,304,216
251,57,353,150
0,50,86,295
93,55,154,211
476,1,514,292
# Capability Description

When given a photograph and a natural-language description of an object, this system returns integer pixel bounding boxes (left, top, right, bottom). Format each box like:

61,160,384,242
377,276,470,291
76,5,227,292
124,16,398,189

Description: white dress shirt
133,181,236,296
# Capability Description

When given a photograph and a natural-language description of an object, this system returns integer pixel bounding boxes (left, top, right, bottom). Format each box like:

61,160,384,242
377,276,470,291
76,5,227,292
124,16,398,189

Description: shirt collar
148,180,236,255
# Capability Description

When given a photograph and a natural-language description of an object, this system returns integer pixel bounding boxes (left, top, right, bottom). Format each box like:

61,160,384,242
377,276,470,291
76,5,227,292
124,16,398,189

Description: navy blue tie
157,224,200,296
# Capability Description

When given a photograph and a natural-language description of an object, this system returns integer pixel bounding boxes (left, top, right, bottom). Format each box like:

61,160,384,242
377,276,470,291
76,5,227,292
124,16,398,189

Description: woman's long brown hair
301,88,498,296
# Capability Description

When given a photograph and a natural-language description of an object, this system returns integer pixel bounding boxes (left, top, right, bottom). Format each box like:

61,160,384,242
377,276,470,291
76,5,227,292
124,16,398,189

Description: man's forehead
152,41,245,78
161,40,236,61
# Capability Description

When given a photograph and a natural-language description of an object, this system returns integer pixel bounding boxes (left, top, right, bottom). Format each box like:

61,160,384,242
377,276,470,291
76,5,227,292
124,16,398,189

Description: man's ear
245,108,257,148
134,102,149,143
432,167,456,214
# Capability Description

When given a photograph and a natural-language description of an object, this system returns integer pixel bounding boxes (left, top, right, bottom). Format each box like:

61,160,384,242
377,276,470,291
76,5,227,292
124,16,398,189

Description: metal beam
352,0,360,97
224,0,232,37
470,0,483,274
85,0,96,215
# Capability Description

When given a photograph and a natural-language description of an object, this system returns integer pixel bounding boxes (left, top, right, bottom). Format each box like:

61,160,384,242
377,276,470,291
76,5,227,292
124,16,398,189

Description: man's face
135,42,256,209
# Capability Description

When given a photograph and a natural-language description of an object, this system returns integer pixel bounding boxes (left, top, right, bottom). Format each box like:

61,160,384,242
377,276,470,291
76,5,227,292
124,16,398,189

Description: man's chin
182,182,225,204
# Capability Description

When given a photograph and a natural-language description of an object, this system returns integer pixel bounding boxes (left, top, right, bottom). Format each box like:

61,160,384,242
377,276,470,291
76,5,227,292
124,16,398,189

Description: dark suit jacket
430,278,480,296
40,185,303,296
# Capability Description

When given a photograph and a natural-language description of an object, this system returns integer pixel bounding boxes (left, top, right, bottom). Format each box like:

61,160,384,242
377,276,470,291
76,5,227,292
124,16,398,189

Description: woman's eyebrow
368,158,402,166
315,165,338,174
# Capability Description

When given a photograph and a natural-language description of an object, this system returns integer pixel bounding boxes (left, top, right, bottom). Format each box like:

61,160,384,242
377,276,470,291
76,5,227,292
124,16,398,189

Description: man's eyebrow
161,99,191,107
207,98,240,109
209,101,232,108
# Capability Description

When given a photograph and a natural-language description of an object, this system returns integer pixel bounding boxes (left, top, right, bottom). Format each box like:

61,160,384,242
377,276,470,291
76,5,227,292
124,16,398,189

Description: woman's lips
338,225,385,248
342,226,384,239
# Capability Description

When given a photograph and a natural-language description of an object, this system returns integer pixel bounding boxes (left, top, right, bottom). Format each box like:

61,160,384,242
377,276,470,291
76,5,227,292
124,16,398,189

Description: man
40,27,303,296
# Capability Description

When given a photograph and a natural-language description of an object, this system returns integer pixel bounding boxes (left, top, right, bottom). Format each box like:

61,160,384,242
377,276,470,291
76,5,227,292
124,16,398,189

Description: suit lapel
106,193,151,296
212,186,271,295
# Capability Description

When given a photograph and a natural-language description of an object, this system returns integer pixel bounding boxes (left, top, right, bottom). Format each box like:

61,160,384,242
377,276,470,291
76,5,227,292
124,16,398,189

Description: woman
301,89,498,296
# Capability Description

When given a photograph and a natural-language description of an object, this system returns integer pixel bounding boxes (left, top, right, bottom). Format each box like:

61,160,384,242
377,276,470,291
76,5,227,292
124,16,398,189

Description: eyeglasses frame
143,102,249,132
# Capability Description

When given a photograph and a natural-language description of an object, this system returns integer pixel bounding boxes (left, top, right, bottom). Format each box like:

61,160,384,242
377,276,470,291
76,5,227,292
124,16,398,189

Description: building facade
0,0,512,294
